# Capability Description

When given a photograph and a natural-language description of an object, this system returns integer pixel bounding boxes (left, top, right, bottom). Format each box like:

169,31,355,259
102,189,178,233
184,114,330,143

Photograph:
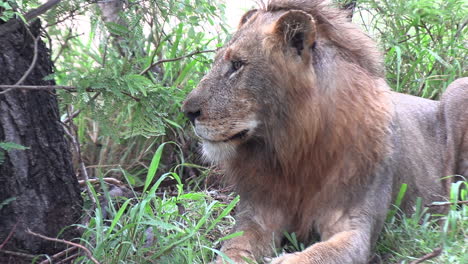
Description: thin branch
0,85,141,102
26,229,100,264
16,35,40,85
62,119,97,208
121,91,141,102
62,92,101,123
0,222,18,249
426,200,468,207
0,88,13,95
454,19,468,39
0,27,39,95
56,252,80,264
44,1,95,28
0,85,77,90
78,177,125,187
0,0,61,36
0,249,36,259
139,49,216,75
409,247,442,264
53,31,83,63
39,246,78,264
24,0,62,21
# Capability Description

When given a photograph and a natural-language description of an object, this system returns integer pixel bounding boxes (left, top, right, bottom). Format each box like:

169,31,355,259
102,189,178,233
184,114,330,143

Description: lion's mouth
224,129,249,142
198,129,250,143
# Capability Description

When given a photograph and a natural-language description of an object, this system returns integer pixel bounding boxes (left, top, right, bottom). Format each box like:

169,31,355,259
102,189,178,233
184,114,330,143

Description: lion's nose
182,101,202,124
185,109,201,124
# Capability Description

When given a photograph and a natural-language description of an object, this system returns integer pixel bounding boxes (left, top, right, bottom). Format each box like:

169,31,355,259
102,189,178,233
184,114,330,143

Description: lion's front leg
214,223,272,264
214,203,288,264
270,230,371,264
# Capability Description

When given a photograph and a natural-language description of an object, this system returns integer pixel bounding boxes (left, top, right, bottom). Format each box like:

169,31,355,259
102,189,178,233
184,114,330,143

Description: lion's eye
232,60,244,71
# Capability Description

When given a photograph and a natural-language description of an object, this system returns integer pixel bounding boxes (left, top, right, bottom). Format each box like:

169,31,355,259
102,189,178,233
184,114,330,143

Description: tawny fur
182,1,468,263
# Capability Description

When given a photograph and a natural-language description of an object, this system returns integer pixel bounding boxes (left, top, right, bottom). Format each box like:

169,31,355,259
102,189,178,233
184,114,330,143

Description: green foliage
72,146,238,264
45,0,226,139
0,0,38,22
0,0,15,22
354,0,467,97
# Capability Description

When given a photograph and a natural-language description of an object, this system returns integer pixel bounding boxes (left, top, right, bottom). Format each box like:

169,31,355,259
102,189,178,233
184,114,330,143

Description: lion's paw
267,253,304,264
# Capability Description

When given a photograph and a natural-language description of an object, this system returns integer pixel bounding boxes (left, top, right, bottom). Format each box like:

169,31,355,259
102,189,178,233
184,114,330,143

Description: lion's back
388,92,446,211
387,79,468,212
441,78,468,177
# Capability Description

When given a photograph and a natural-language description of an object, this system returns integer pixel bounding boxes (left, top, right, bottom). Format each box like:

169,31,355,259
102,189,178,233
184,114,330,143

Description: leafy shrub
353,0,467,97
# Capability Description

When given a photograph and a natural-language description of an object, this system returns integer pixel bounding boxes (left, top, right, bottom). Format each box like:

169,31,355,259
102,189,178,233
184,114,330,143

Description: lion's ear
238,9,258,29
272,10,316,57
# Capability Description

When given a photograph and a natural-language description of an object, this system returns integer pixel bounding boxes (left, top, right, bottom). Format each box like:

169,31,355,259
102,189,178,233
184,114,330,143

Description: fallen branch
426,200,468,207
0,249,36,259
79,177,125,187
26,229,100,264
409,247,442,264
39,246,78,264
56,252,80,264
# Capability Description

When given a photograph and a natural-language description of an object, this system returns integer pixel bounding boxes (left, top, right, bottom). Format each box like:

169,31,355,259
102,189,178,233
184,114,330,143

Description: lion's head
183,0,390,185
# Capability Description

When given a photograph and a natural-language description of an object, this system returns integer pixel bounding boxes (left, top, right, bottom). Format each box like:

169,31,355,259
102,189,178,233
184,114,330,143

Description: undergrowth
375,180,468,263
64,144,239,264
48,142,466,263
279,180,468,264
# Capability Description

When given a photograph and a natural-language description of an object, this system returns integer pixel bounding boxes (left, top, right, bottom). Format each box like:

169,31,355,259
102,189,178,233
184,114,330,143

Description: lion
182,0,468,263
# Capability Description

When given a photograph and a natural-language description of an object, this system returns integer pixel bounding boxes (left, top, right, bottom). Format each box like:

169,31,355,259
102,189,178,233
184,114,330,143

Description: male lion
182,0,468,263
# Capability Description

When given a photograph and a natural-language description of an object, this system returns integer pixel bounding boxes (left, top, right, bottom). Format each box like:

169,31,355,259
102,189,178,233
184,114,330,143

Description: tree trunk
0,19,82,263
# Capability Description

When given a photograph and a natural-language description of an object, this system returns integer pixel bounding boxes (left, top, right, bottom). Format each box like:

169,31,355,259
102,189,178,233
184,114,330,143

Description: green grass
58,144,239,264
375,180,468,263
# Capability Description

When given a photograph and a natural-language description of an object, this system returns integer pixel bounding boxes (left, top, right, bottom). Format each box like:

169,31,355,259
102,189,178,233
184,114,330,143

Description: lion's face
183,10,317,163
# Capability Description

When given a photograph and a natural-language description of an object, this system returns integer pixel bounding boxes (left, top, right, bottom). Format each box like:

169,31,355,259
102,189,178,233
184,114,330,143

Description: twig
139,49,216,75
426,200,468,207
0,88,13,95
0,249,36,259
15,27,40,86
0,31,39,95
39,246,78,264
62,92,101,123
0,222,18,249
0,0,61,36
0,85,141,102
79,177,125,187
454,19,468,39
45,1,95,28
409,247,442,264
0,85,77,90
53,31,83,63
56,252,80,264
121,91,141,102
24,0,62,21
26,229,100,264
62,117,97,208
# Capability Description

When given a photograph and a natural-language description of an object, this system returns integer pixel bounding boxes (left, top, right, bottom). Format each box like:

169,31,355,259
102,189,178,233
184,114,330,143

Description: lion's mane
225,0,392,237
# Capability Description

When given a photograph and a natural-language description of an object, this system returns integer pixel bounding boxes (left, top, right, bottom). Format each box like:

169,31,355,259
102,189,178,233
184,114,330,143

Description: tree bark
0,19,82,263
